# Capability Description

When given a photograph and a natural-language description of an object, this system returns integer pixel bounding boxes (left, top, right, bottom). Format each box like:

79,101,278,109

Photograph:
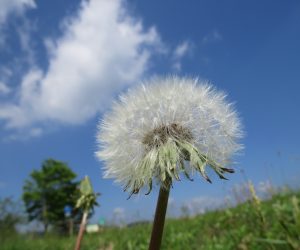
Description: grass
1,187,300,250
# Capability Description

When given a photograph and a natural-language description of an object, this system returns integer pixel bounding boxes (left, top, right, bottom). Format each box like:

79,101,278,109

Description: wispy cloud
0,0,36,47
174,41,191,58
16,17,37,66
0,0,164,135
113,207,126,225
202,30,222,44
113,207,125,216
0,0,36,25
0,82,11,95
182,196,223,216
171,40,193,72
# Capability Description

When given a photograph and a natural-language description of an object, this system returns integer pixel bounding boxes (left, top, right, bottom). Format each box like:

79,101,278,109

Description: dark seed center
142,123,193,149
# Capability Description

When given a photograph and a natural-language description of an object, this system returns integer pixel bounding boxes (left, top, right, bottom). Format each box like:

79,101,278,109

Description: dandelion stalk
96,76,243,249
74,176,99,250
74,211,88,250
149,183,170,250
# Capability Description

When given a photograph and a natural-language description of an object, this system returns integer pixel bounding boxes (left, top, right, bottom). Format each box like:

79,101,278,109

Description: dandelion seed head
96,76,243,196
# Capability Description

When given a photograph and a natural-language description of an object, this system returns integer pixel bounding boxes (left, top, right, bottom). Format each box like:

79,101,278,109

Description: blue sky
0,0,300,224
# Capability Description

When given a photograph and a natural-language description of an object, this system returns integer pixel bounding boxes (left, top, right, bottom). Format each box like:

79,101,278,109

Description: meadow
1,185,299,250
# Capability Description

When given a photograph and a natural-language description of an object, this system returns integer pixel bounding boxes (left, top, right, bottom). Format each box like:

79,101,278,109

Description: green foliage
22,159,79,232
0,197,23,236
2,189,300,250
270,195,300,249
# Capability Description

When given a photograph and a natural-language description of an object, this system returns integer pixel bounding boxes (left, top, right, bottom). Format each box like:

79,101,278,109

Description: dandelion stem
74,211,88,250
148,184,170,250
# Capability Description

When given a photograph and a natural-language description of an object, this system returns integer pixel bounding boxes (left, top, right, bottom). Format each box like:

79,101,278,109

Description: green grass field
1,189,300,250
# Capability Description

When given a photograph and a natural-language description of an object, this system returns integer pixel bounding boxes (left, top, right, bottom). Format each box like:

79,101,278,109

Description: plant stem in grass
148,185,170,250
74,211,88,250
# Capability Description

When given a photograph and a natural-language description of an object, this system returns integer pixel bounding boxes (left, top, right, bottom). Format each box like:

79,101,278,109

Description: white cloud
16,17,36,65
172,40,192,72
0,0,36,25
0,0,163,131
183,196,222,216
202,30,222,44
168,196,175,206
174,41,190,59
113,207,125,216
172,62,182,72
0,82,11,95
29,127,43,137
0,0,36,47
1,126,43,142
113,207,126,225
256,180,275,199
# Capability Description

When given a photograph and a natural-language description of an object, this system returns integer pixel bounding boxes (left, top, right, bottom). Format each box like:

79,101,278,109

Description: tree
0,197,23,236
22,159,79,233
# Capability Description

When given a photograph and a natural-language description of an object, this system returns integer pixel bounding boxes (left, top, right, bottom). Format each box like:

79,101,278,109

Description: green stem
148,185,170,250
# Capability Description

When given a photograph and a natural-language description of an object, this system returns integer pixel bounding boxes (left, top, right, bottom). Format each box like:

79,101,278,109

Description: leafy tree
22,159,80,233
0,197,23,235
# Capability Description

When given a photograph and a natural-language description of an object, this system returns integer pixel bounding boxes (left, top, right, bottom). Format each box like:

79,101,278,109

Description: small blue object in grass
64,205,72,217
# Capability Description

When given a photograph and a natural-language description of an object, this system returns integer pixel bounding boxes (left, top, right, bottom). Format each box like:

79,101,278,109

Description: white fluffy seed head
96,76,243,196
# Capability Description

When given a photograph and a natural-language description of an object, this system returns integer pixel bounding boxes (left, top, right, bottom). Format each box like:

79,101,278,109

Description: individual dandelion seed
96,76,243,249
